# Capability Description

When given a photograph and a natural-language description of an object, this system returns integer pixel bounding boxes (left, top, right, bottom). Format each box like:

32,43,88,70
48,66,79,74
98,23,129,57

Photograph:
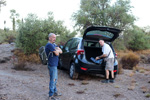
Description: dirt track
0,44,150,100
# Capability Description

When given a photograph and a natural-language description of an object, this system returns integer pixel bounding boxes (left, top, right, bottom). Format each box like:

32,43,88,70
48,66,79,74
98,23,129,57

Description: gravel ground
0,43,150,100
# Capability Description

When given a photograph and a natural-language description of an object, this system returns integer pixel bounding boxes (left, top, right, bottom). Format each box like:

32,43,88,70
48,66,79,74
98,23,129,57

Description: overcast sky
0,0,150,31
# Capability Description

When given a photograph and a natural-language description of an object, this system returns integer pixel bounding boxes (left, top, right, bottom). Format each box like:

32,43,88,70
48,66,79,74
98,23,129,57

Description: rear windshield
86,30,114,39
84,41,101,48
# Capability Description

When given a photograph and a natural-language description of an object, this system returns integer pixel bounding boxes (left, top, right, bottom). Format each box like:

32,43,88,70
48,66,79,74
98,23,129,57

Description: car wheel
69,62,79,79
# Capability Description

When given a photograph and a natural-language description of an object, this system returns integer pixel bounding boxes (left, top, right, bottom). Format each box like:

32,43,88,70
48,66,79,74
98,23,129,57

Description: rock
0,44,15,63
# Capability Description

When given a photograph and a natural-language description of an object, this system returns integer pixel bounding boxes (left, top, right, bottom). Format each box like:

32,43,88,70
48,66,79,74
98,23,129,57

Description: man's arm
95,54,107,60
53,47,62,56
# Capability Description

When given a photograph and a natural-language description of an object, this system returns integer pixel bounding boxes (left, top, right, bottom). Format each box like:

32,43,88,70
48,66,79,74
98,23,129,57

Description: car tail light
115,53,117,58
77,50,84,55
81,67,87,71
113,70,117,72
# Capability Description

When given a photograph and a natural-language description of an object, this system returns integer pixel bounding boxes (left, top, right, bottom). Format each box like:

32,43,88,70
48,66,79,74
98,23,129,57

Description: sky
0,0,150,31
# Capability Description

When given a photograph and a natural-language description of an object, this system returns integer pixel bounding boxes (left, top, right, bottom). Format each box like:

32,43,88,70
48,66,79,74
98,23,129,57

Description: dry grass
113,93,121,98
135,49,150,55
76,90,85,94
118,62,124,74
145,94,150,98
68,83,75,86
13,49,41,64
81,81,89,85
120,51,140,70
140,86,149,93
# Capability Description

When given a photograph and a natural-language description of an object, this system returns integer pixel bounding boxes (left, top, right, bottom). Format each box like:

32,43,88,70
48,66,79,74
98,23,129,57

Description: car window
70,39,80,50
86,30,114,39
84,41,100,48
64,39,73,51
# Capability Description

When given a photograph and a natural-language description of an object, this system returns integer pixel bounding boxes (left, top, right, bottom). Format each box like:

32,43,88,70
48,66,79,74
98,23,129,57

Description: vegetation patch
68,83,75,86
76,90,85,94
120,52,140,70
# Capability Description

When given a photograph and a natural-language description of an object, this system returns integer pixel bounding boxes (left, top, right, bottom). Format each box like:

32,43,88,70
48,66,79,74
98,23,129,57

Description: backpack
39,46,52,65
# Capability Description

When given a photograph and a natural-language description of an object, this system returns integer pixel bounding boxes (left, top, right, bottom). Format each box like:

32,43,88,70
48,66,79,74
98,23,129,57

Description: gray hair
48,33,55,38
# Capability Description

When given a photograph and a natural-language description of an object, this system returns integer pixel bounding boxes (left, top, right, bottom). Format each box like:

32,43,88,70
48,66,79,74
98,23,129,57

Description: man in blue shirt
45,33,62,100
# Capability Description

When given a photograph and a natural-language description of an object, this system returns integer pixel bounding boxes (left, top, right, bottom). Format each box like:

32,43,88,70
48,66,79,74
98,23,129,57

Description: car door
61,39,73,68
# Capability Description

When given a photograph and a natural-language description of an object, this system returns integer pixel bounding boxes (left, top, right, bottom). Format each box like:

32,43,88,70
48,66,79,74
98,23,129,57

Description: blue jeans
48,66,58,97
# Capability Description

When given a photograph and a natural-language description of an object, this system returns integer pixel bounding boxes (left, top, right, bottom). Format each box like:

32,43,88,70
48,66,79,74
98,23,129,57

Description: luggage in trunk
84,46,103,62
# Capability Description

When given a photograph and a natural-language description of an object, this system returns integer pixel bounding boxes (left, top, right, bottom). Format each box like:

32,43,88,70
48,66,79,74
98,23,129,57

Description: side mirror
59,45,63,49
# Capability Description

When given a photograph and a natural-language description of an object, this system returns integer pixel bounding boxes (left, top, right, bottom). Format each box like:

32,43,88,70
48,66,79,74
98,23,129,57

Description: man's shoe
54,92,62,96
101,79,109,83
109,79,115,83
49,96,57,100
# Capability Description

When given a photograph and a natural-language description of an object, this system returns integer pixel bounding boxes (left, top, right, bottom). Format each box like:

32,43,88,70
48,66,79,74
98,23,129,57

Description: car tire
69,62,79,79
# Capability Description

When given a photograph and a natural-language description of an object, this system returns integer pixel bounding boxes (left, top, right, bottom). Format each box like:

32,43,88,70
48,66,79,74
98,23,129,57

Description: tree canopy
16,12,77,54
72,0,136,32
0,0,6,12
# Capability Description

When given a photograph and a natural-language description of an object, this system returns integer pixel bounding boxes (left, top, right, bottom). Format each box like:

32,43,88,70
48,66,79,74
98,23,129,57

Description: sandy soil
0,44,150,100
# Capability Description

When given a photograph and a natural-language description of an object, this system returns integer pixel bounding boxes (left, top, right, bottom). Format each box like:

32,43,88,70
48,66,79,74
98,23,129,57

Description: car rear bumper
75,59,118,75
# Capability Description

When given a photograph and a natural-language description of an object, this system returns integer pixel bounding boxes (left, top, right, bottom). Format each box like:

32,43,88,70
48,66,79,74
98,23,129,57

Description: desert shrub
118,62,124,74
127,26,150,51
13,49,41,64
16,14,47,54
120,52,140,69
16,13,77,55
0,29,17,43
113,38,126,51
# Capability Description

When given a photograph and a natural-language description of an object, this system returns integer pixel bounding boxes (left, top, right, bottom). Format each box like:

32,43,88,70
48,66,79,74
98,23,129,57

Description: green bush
113,38,126,51
16,14,47,54
120,52,140,69
127,26,150,51
16,13,77,55
0,29,17,43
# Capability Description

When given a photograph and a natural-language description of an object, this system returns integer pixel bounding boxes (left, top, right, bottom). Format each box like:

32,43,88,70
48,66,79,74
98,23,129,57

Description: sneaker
109,79,115,83
101,79,109,83
49,96,57,100
54,92,62,96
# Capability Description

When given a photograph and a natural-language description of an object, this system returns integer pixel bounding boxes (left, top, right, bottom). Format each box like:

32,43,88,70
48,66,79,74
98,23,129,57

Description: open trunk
84,46,103,62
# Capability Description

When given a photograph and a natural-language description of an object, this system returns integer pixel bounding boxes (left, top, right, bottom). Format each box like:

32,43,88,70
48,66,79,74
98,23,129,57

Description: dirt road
0,44,150,100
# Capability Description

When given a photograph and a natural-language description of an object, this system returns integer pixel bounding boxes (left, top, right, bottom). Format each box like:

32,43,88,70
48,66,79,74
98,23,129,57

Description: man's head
48,33,56,43
99,39,105,46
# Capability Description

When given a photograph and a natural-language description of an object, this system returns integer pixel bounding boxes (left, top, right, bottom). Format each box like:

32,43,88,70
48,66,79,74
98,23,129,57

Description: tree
126,26,150,51
10,9,19,31
72,0,136,32
0,0,6,12
16,13,77,54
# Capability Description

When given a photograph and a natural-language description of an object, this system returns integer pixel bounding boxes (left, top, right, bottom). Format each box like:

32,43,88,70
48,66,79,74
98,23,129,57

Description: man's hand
55,47,62,54
95,56,100,60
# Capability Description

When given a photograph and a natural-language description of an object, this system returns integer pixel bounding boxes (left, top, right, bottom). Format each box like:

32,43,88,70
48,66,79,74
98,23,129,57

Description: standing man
45,33,62,100
96,40,115,83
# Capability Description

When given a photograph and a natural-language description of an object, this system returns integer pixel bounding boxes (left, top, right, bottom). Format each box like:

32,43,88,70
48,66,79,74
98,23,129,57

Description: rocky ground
0,43,150,100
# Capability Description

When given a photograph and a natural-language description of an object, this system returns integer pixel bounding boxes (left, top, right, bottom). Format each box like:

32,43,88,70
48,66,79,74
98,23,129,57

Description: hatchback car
59,26,121,79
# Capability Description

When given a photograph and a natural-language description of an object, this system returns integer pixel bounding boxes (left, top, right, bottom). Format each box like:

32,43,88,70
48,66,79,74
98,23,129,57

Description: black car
59,26,121,79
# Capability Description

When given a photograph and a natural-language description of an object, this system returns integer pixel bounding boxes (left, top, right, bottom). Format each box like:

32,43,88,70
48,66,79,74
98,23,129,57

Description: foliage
16,12,77,54
13,49,41,64
72,0,135,33
42,12,77,45
113,38,126,50
10,9,20,31
0,0,6,12
16,14,47,54
126,26,150,51
120,51,140,69
0,29,17,43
